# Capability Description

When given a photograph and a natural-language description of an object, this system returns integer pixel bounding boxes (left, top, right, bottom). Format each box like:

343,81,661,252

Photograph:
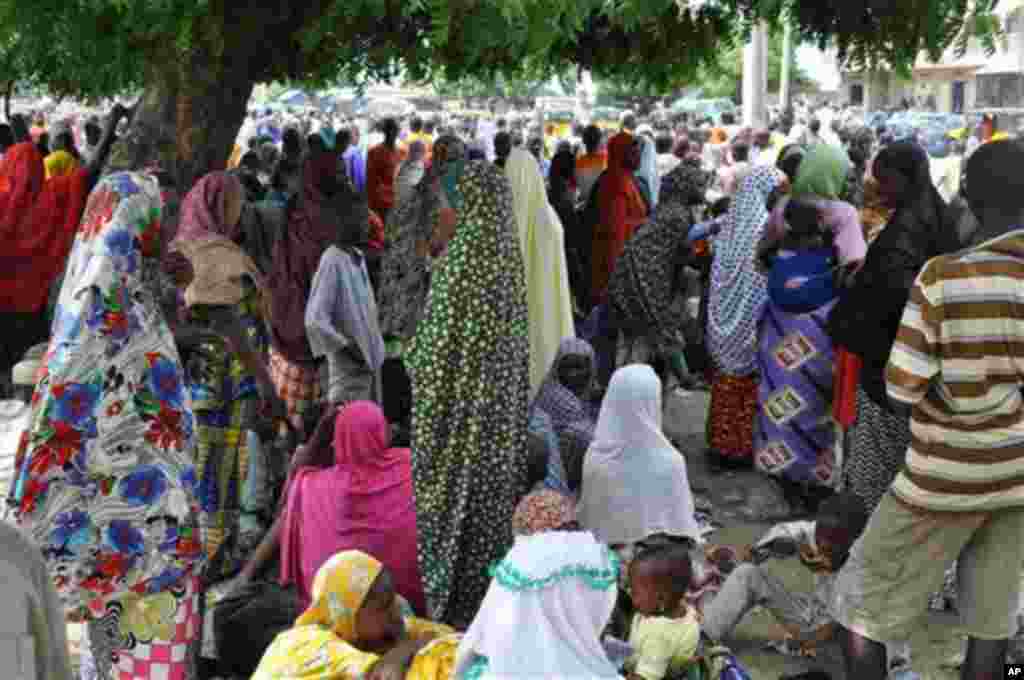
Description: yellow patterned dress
253,551,460,680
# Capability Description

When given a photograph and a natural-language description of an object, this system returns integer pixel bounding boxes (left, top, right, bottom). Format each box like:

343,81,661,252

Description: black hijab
829,141,955,409
873,142,958,256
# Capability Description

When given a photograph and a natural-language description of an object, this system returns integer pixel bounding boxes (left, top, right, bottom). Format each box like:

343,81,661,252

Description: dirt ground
64,389,976,679
664,389,968,680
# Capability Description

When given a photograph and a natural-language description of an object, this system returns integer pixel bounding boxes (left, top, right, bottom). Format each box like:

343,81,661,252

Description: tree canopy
0,0,1004,188
0,0,1005,101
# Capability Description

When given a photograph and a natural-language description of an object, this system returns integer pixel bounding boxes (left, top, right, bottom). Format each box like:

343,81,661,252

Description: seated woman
0,521,73,680
454,531,623,679
577,364,702,555
280,401,426,614
529,338,599,498
253,550,458,680
578,364,726,631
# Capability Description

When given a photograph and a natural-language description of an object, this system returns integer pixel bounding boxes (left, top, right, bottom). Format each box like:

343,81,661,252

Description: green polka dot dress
406,160,530,628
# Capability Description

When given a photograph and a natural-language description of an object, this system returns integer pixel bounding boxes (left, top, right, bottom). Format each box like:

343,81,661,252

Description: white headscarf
454,531,621,680
576,365,700,545
505,148,576,397
0,521,73,680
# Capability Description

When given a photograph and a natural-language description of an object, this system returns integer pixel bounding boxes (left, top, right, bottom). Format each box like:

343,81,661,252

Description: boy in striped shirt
833,140,1024,680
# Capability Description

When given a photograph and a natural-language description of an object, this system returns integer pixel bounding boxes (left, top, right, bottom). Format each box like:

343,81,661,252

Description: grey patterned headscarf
385,134,467,245
530,337,598,431
378,135,468,342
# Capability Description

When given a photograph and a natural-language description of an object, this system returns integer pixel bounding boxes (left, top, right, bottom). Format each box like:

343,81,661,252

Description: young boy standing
834,140,1024,680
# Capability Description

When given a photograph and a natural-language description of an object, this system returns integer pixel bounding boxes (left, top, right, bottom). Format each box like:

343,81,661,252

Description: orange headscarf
591,132,647,306
0,142,89,312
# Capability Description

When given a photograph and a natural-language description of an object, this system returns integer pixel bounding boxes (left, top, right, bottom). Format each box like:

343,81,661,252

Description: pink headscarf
279,401,425,613
174,171,244,242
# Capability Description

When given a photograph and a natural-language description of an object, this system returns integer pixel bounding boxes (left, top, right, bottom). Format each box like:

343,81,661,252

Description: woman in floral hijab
12,172,205,679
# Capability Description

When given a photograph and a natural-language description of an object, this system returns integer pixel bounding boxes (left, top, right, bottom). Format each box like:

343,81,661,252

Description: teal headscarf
791,144,851,201
441,158,466,212
318,126,337,151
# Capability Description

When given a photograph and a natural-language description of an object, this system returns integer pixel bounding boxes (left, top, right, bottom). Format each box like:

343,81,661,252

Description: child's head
813,492,869,572
628,544,693,616
782,199,832,252
731,142,750,163
964,140,1024,237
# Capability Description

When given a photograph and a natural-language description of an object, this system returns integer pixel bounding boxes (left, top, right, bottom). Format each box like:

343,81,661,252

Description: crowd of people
0,94,1022,680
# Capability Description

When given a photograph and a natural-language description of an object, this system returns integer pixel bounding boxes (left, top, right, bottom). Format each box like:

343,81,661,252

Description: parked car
670,97,737,124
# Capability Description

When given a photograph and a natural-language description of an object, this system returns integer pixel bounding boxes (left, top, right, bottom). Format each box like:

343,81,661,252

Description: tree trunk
108,43,255,193
4,80,13,122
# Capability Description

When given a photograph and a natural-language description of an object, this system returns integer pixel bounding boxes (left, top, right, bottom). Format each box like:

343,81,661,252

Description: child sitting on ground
701,493,912,673
625,543,703,680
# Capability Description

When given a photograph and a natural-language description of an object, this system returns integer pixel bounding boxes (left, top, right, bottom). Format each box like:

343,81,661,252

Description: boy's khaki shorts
833,491,1024,641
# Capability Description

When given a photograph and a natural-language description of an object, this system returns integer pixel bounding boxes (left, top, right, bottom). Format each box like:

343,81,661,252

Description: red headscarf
269,153,368,362
591,132,647,306
279,401,425,613
0,142,89,312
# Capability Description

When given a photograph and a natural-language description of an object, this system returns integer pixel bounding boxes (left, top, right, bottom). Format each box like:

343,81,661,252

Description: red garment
0,143,89,312
367,209,384,252
366,144,401,215
981,117,995,143
833,347,862,429
707,370,759,461
279,401,425,613
591,132,647,306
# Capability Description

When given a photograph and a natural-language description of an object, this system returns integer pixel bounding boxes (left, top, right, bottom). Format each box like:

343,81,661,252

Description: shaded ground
664,388,966,680
53,389,970,677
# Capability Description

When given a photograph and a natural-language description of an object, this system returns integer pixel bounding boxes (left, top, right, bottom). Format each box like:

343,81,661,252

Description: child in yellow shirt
626,544,703,680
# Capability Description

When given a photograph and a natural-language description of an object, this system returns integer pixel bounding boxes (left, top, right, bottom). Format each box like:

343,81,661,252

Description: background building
841,1,1024,112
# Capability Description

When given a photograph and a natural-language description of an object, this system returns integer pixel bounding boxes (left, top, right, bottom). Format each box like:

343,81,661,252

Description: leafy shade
0,0,1004,187
1,0,1002,101
776,0,1005,71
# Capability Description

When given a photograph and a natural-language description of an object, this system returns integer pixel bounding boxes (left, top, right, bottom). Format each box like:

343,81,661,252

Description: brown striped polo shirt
885,229,1024,512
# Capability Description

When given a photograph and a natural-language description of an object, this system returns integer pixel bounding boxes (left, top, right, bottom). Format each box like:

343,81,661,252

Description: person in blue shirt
340,126,367,194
